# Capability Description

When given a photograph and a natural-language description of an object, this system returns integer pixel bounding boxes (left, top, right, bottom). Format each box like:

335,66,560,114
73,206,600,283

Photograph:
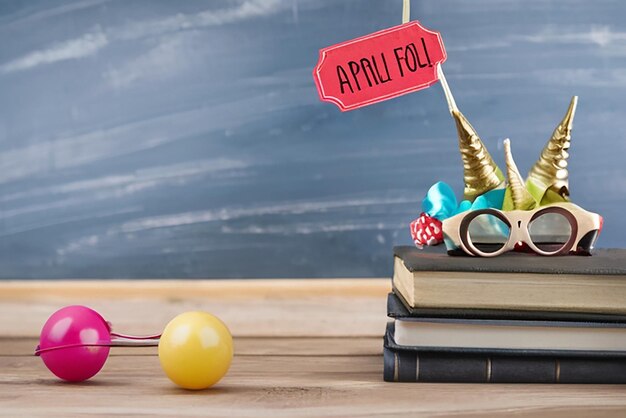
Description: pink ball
37,305,111,382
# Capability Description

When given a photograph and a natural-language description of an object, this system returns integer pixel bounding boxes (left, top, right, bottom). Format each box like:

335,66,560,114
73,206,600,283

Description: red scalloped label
313,21,447,111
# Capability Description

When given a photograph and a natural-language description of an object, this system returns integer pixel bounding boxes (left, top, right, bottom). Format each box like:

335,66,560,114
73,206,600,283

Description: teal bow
422,181,505,221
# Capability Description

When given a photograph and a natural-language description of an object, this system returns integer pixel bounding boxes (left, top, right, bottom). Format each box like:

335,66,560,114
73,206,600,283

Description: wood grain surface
1,279,626,417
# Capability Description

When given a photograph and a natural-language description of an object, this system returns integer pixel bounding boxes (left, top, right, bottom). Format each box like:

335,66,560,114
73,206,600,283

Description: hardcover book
392,246,626,314
383,323,626,383
390,318,626,356
387,292,626,323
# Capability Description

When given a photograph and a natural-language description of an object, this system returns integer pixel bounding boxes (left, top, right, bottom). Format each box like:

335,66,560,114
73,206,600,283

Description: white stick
403,0,457,114
402,0,410,23
437,64,458,114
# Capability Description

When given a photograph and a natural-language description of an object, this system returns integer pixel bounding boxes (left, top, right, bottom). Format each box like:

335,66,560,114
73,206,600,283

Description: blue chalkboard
0,0,624,278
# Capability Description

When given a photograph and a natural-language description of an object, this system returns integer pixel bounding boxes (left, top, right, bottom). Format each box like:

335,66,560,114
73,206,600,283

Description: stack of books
384,246,626,383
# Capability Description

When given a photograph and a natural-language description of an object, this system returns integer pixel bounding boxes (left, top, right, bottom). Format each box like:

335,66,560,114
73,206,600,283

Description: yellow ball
158,311,233,390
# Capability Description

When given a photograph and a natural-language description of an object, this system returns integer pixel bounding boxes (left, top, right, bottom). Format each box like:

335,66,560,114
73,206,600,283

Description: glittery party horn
526,96,578,205
451,109,505,202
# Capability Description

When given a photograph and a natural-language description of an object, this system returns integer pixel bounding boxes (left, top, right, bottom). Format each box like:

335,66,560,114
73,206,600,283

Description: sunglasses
442,202,603,257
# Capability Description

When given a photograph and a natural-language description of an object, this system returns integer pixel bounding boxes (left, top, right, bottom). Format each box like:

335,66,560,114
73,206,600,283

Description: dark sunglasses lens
528,212,572,253
467,213,510,254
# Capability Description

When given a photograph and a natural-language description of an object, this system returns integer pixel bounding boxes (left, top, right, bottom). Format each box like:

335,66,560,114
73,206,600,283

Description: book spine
383,346,626,383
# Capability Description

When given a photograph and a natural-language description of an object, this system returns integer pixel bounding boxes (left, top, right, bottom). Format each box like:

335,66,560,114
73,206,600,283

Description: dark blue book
383,323,626,383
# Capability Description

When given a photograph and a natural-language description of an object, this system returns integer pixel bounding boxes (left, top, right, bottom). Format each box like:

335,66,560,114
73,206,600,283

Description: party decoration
473,188,506,213
442,201,603,257
452,110,505,202
313,21,447,111
502,139,537,211
526,96,577,205
158,311,233,390
421,181,458,220
421,181,506,223
409,95,601,256
308,1,600,256
410,213,443,247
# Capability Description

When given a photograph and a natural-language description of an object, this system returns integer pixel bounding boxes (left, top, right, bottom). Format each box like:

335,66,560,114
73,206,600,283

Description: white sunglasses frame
442,202,602,257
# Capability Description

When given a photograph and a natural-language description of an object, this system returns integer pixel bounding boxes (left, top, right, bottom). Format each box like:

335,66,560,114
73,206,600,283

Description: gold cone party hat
502,139,537,211
526,96,577,205
452,109,505,201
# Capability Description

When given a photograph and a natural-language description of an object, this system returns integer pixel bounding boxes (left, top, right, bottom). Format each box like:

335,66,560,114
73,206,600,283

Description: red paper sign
313,21,447,111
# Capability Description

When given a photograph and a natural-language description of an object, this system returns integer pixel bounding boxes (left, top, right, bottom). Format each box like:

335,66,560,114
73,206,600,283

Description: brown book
393,246,626,314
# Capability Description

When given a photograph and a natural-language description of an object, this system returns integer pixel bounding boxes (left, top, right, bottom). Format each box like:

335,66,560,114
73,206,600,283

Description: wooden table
1,279,625,417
